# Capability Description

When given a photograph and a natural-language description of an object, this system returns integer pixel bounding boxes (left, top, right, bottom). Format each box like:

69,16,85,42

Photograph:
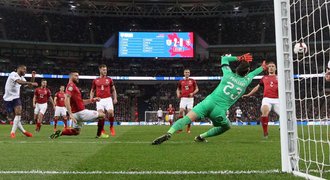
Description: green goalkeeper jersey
207,55,263,110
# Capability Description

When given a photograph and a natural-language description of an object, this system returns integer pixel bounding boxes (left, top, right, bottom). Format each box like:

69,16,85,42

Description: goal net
144,111,179,125
276,0,330,179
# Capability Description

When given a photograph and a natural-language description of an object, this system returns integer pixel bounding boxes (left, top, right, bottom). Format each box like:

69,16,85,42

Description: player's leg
36,103,47,132
33,105,39,132
169,115,174,126
54,116,59,131
13,100,32,137
260,102,271,138
152,111,198,145
106,98,115,136
96,109,107,138
185,98,194,133
196,106,230,142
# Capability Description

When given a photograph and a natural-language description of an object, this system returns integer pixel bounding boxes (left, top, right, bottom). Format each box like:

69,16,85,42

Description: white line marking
0,170,282,175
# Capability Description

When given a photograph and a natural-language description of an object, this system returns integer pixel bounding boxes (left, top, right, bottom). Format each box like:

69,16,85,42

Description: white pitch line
0,170,282,175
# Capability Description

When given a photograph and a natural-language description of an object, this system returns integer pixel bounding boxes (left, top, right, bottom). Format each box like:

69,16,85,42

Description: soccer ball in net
293,42,308,54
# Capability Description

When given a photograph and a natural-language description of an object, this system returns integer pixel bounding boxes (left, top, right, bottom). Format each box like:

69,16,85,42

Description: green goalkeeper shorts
192,97,229,127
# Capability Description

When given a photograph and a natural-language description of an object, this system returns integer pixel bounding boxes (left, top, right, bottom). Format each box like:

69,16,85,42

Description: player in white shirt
3,65,38,138
157,108,163,125
326,60,330,81
235,107,243,124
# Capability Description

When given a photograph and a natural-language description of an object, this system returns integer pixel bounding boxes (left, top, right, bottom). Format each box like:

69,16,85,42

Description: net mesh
290,0,330,178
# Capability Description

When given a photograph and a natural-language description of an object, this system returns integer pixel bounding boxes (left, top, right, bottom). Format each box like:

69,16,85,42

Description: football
294,42,308,54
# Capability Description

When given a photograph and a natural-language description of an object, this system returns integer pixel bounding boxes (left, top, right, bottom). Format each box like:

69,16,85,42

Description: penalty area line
0,170,282,175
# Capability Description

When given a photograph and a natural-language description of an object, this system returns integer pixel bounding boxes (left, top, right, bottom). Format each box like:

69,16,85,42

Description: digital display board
118,32,194,58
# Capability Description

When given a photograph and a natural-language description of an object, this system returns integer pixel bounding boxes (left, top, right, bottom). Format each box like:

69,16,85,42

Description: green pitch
0,125,309,180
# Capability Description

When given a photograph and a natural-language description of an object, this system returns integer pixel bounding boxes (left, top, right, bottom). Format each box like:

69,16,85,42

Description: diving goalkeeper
152,53,267,145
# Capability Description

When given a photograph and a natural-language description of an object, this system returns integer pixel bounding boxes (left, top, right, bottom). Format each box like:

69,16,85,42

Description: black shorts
4,98,22,114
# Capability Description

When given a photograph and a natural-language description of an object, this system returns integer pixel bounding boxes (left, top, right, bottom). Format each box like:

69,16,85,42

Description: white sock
11,116,20,133
17,120,26,133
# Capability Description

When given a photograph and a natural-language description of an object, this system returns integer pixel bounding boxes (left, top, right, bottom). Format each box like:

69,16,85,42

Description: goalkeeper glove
237,53,253,62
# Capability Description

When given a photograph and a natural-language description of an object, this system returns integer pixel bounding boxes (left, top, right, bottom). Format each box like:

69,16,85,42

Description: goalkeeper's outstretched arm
221,53,253,74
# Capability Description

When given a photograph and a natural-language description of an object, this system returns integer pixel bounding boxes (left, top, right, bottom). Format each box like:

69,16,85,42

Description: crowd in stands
0,8,275,45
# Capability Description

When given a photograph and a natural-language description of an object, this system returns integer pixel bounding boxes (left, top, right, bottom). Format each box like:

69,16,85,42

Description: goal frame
274,1,326,180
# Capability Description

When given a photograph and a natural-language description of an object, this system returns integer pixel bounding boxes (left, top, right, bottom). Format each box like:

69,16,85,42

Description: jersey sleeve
91,79,96,91
110,78,114,87
259,77,264,86
221,56,237,74
66,84,74,96
177,81,181,90
247,66,263,79
11,72,22,82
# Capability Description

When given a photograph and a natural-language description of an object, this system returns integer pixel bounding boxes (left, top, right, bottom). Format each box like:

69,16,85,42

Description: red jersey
178,78,197,98
91,77,113,99
167,107,175,115
260,75,278,98
34,87,51,104
66,81,85,113
55,91,65,107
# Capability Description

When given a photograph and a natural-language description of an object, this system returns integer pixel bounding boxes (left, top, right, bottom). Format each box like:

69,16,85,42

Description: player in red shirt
33,79,55,132
53,85,68,131
50,71,105,139
167,104,175,126
243,61,279,138
90,64,118,138
176,69,199,133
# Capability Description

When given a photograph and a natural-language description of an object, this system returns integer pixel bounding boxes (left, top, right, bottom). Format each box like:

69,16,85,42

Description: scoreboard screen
118,32,194,58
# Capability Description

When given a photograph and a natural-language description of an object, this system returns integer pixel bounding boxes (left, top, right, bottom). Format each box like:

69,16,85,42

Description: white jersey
157,110,163,117
235,109,242,118
3,72,26,101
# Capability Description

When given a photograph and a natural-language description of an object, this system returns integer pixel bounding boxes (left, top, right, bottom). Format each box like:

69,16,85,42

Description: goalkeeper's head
236,61,250,77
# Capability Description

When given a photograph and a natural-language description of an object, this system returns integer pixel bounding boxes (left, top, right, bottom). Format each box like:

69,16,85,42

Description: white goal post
275,0,329,179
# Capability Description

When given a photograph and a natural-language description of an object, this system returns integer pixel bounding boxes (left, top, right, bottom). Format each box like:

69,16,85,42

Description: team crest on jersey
68,86,73,91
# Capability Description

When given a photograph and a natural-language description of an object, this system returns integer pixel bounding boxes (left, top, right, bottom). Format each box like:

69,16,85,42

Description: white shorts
34,103,48,115
179,97,194,109
54,106,67,117
261,97,280,115
73,109,99,122
169,114,174,120
96,97,114,111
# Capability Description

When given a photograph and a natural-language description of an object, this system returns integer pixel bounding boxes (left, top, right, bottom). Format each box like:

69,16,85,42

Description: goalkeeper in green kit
152,53,267,145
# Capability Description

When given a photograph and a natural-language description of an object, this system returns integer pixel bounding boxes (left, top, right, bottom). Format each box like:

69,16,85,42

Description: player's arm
83,97,100,105
221,53,252,74
49,96,56,109
111,85,118,104
65,94,77,123
89,80,95,99
15,79,38,87
247,61,267,79
190,82,199,97
32,94,36,108
243,85,260,97
53,94,57,107
176,87,181,98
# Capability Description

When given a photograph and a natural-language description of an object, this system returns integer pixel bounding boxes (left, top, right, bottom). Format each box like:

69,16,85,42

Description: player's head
99,64,107,76
236,61,250,77
184,69,190,78
169,104,172,108
16,65,27,76
267,61,277,75
60,85,65,91
41,79,47,87
69,71,79,83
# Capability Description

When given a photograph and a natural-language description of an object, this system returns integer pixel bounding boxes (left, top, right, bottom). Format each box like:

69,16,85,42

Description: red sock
54,119,58,129
61,128,79,136
169,120,173,126
63,118,68,128
36,122,41,128
109,117,114,128
178,115,183,119
261,116,269,136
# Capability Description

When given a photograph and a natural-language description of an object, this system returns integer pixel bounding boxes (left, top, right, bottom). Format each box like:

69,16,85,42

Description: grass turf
0,124,322,179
